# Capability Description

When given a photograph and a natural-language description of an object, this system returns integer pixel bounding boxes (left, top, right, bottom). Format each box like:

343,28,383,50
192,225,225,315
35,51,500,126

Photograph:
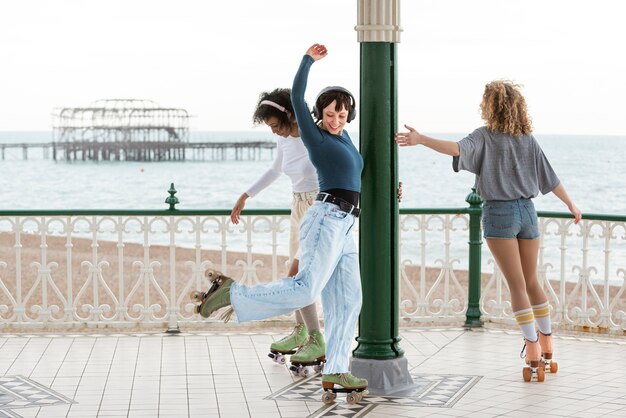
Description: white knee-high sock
532,301,552,335
514,308,538,341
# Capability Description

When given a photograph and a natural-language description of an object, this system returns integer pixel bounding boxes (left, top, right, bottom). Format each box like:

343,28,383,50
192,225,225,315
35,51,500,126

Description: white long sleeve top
246,136,319,197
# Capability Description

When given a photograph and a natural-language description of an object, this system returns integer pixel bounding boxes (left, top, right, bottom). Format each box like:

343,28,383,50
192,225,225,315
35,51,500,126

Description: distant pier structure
0,99,276,161
52,99,190,161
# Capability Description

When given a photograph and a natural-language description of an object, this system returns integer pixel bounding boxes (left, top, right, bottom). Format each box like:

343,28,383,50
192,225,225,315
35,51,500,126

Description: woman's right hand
395,124,422,147
306,43,328,61
230,193,249,224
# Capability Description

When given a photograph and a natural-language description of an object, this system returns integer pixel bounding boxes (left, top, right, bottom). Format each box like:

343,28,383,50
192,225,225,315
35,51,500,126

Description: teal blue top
291,55,363,194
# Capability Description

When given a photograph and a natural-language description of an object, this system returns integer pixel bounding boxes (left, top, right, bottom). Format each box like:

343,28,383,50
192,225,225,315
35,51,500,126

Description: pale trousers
289,189,318,262
230,200,362,373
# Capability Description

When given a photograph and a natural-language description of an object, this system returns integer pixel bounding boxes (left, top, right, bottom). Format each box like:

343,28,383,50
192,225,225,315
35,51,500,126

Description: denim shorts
482,198,540,240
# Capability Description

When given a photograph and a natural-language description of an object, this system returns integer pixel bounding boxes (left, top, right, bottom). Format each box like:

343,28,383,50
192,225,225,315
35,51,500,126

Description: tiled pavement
0,327,625,417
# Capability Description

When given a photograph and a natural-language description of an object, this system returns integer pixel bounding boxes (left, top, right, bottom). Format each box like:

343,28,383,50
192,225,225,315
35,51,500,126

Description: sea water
1,130,625,214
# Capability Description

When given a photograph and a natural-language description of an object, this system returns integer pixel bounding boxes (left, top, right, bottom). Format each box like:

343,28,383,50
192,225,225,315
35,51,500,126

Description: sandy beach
0,232,287,317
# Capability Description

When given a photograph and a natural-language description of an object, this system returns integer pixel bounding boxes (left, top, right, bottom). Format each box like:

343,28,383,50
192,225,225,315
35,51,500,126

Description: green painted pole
353,42,403,359
464,188,483,328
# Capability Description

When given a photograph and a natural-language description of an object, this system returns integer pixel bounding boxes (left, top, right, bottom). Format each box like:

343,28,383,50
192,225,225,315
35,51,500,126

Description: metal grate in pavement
0,375,75,417
266,372,481,417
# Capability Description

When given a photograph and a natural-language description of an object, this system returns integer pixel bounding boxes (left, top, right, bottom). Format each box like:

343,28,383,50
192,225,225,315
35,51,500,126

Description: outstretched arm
551,183,582,224
395,124,460,157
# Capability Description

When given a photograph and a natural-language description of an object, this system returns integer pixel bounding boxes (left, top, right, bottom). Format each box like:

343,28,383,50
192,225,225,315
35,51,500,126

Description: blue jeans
230,200,362,374
482,198,540,240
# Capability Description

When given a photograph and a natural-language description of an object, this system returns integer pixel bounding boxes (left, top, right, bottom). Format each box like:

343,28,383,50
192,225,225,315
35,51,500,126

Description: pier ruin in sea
52,99,190,162
0,139,276,162
9,98,275,162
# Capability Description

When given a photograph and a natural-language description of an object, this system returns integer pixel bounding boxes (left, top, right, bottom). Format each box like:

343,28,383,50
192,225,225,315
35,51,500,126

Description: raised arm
292,44,328,146
395,124,460,157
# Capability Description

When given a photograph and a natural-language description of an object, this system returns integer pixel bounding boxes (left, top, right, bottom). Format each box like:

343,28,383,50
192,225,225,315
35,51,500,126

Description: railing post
465,188,483,328
165,183,181,334
165,183,179,210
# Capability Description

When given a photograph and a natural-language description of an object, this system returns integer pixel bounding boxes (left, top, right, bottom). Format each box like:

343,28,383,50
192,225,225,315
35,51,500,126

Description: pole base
464,321,483,329
350,357,417,396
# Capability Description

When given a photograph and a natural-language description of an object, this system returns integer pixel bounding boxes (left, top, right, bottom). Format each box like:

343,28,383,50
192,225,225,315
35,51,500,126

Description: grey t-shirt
453,126,560,201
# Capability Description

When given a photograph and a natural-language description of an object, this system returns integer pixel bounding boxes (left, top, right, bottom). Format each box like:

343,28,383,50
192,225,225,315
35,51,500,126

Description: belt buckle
339,201,354,215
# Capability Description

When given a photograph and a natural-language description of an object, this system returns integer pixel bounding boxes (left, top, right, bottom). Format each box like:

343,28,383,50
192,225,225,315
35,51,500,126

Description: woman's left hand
306,43,328,61
569,204,582,224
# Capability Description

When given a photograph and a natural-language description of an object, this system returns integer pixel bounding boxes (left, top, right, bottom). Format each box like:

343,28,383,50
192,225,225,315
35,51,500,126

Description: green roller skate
189,270,234,321
289,330,326,377
321,373,368,405
268,324,308,366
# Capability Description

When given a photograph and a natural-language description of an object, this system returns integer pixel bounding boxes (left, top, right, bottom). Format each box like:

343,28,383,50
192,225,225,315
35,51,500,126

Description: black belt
316,193,360,218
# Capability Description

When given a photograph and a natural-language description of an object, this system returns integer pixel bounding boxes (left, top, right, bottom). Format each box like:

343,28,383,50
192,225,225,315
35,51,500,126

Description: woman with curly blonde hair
481,80,533,136
395,79,581,382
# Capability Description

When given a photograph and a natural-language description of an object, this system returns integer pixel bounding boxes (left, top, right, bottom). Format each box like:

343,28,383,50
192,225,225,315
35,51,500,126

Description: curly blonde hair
480,80,533,136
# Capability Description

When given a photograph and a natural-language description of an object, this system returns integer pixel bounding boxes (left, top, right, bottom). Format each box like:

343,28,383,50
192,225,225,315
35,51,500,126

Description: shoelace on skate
220,306,234,323
520,338,540,360
277,325,306,344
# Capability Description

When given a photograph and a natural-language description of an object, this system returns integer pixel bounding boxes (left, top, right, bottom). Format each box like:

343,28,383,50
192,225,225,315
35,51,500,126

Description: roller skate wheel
550,361,558,373
291,368,300,377
189,290,203,302
314,364,323,373
522,367,532,382
194,305,201,314
206,269,221,281
277,355,286,365
346,393,358,405
537,367,545,382
299,367,309,377
321,392,335,404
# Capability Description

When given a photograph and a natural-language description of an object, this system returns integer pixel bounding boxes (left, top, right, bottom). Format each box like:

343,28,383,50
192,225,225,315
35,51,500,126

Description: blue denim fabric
230,200,362,373
482,198,540,240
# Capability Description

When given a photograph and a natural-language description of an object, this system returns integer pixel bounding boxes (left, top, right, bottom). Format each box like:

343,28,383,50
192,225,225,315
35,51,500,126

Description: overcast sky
1,0,625,135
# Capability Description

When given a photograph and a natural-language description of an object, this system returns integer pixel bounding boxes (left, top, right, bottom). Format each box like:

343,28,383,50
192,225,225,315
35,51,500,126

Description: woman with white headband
229,88,325,375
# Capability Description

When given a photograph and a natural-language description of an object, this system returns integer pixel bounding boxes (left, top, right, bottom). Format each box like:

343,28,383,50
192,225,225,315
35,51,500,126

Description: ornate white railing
398,210,626,333
399,213,470,322
0,211,294,331
1,208,624,333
